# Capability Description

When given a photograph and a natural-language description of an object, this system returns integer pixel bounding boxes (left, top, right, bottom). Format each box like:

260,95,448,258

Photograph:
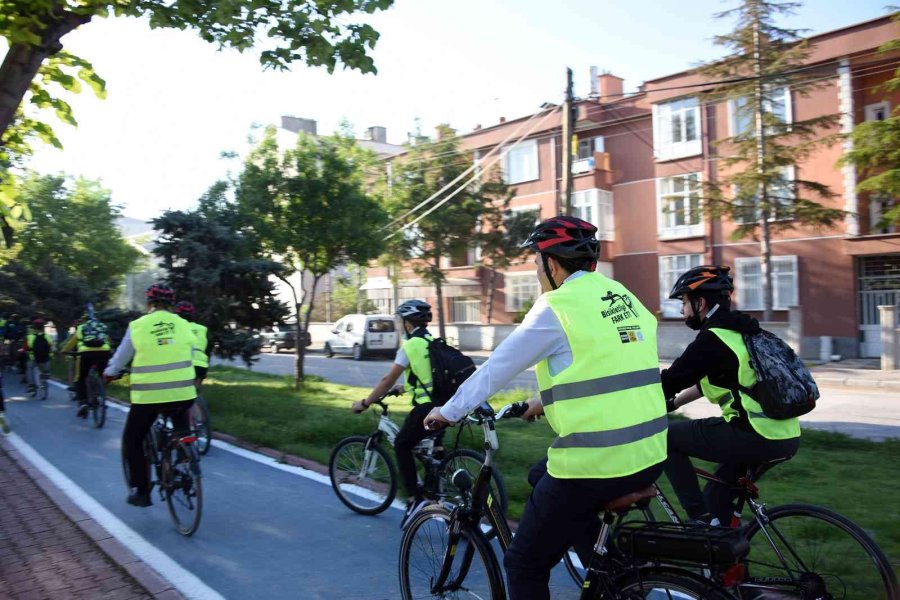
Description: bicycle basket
615,521,749,566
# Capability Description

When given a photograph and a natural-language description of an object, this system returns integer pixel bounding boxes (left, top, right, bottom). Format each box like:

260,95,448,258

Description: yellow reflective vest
402,333,434,404
536,272,668,479
189,322,209,368
700,328,800,441
129,311,196,405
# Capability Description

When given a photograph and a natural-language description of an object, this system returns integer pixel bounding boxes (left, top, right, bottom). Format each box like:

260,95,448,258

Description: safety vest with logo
26,333,48,362
402,333,434,404
700,328,800,441
129,311,196,405
536,272,668,479
76,323,111,353
190,323,209,368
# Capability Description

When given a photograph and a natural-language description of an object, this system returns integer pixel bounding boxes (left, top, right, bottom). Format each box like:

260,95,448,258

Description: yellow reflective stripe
540,368,661,406
551,415,668,449
131,360,194,374
131,380,196,391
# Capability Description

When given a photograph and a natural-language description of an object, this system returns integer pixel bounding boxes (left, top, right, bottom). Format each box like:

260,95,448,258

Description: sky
22,0,893,221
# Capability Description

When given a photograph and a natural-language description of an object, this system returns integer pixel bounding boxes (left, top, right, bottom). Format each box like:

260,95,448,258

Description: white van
324,314,400,360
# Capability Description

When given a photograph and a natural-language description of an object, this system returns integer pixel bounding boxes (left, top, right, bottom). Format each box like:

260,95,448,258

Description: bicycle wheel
438,449,509,513
329,435,397,515
162,441,203,537
743,503,898,600
191,396,211,455
562,505,656,587
399,504,505,600
613,568,734,599
90,374,106,428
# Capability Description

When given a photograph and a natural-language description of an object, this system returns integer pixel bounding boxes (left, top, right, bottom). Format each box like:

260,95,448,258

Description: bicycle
190,393,211,455
564,459,899,600
122,407,203,536
27,361,49,401
399,402,740,600
84,364,107,428
329,390,508,519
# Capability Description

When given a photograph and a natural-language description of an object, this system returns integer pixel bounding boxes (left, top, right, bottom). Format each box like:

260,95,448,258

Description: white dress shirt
438,271,588,423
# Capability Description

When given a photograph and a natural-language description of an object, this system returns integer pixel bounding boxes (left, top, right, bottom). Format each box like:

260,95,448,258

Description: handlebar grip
503,401,530,419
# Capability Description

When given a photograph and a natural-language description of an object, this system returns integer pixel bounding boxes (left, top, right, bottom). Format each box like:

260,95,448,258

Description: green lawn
83,363,900,573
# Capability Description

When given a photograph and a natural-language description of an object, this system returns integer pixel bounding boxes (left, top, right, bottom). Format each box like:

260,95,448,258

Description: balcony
571,152,613,189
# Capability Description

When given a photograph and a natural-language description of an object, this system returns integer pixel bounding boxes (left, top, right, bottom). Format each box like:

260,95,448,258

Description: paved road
2,377,580,599
225,352,900,441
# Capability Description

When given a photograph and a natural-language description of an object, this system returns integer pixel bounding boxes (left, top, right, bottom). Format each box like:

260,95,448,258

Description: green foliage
309,266,378,321
152,180,289,364
0,260,92,331
14,173,141,297
0,170,31,252
513,298,535,324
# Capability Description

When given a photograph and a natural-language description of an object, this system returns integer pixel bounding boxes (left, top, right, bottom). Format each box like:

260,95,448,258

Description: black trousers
393,402,436,499
664,417,800,523
122,400,194,494
504,457,665,600
76,351,110,403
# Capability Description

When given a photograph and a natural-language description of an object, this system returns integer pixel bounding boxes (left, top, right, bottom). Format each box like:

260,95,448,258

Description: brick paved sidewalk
0,442,153,600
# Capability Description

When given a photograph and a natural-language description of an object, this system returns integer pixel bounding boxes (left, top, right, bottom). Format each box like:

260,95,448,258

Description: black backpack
411,336,476,406
740,329,819,420
31,333,51,363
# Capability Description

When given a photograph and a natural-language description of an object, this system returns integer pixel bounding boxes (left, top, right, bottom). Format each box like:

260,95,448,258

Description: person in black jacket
662,265,801,525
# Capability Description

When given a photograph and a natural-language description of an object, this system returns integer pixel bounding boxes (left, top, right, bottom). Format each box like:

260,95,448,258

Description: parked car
324,314,399,360
256,324,311,353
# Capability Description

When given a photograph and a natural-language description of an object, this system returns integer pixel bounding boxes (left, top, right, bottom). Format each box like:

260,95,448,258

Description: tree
388,126,489,337
236,126,387,386
0,260,92,339
477,175,533,323
152,181,289,366
840,10,900,227
0,0,393,142
0,171,30,254
14,173,141,300
695,0,845,320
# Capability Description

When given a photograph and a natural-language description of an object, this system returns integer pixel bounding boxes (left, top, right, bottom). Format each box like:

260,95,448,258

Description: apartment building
365,15,899,359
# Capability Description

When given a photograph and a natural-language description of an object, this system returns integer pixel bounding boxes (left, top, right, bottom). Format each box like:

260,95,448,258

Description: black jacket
661,310,761,425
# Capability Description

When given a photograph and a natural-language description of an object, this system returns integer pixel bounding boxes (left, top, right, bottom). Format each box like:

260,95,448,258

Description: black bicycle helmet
519,215,599,260
668,265,734,300
396,300,432,322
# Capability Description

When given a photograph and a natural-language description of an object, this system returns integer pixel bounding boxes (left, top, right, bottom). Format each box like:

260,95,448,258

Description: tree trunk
356,264,364,313
486,268,496,324
299,274,323,389
0,10,91,138
752,9,774,322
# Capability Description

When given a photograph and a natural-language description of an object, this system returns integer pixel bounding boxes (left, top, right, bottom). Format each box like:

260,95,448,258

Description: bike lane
3,378,580,599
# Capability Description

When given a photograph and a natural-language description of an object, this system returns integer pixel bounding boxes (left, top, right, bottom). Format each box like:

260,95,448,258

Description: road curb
813,376,900,391
0,434,185,600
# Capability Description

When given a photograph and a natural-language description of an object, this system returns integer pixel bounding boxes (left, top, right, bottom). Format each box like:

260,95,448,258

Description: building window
657,173,703,238
577,136,605,159
653,97,702,161
729,87,792,136
864,101,890,122
503,138,539,184
449,298,481,323
869,195,898,234
505,273,540,312
735,255,798,310
658,254,703,318
571,188,614,240
734,166,796,224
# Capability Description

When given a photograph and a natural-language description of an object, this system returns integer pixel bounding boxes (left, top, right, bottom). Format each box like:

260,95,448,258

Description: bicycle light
451,469,472,493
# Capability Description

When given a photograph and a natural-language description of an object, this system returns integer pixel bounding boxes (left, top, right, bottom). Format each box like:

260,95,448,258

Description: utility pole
752,9,773,322
562,67,575,215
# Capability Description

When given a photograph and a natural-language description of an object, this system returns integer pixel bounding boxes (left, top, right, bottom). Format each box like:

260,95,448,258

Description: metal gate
858,256,900,357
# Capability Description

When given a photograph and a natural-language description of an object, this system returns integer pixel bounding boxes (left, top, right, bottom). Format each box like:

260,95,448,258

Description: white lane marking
6,433,225,600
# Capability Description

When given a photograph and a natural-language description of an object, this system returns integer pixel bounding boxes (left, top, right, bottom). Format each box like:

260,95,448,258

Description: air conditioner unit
572,157,595,174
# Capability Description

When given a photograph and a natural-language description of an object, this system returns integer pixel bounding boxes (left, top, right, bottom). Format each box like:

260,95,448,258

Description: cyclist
424,216,668,600
351,299,440,527
174,301,209,389
104,283,196,507
61,311,112,418
23,318,52,394
661,265,801,526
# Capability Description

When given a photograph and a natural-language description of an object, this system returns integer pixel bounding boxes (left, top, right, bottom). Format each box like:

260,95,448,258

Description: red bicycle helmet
174,301,196,316
519,215,599,260
31,318,46,327
145,283,176,304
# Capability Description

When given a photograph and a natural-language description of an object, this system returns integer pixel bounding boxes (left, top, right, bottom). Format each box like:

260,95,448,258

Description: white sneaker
0,412,9,435
401,498,430,529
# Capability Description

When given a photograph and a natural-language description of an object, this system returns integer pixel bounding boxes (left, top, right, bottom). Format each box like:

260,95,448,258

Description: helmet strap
541,253,559,291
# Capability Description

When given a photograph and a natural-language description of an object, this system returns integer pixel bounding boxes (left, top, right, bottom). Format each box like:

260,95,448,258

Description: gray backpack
741,329,819,420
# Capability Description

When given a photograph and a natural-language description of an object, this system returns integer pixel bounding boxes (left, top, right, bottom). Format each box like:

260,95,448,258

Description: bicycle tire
398,504,506,600
438,449,509,513
191,395,212,455
90,373,106,428
329,435,397,515
743,503,898,600
163,441,203,537
562,505,656,587
612,567,734,600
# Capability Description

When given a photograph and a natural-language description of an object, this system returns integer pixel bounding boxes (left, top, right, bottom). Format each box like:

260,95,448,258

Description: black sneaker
126,490,152,507
401,497,430,529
